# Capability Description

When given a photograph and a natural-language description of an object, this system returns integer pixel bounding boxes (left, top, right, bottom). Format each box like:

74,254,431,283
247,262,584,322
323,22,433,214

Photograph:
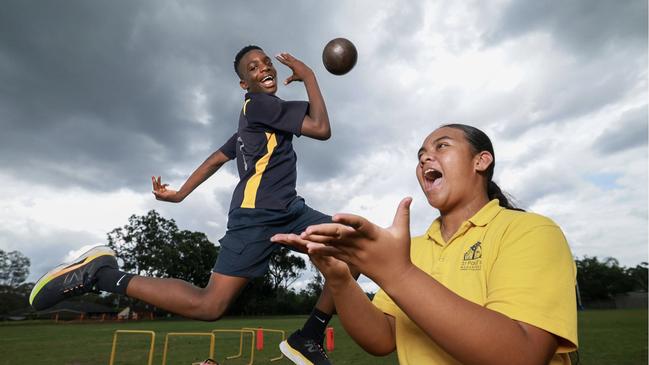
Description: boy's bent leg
302,285,335,341
126,272,249,321
281,266,360,365
29,245,249,321
298,257,361,341
281,201,354,365
281,287,334,365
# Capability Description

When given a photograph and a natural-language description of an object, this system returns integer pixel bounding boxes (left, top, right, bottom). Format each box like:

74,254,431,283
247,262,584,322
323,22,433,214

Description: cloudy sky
1,0,646,293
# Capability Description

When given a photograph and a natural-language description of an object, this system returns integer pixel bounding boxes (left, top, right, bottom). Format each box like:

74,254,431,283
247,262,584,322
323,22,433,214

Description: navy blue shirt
219,93,308,212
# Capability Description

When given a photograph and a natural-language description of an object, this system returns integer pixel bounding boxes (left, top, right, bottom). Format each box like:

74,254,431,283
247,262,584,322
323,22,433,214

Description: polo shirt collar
468,199,503,227
426,219,444,245
426,199,504,244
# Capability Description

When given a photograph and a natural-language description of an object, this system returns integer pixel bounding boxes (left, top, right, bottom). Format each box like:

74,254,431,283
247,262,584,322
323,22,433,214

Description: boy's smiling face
238,49,278,94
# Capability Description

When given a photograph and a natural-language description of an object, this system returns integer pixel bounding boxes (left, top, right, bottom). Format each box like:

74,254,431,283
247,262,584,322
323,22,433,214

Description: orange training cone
326,327,334,351
256,327,264,350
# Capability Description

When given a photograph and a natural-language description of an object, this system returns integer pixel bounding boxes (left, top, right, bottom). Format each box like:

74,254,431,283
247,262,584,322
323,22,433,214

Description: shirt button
439,257,445,262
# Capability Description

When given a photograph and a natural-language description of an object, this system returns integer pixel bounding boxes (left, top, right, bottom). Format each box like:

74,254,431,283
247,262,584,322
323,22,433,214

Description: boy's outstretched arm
152,150,231,203
276,52,331,140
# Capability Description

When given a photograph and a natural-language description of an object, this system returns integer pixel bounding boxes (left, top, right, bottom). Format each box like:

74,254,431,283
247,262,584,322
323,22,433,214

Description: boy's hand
151,176,182,203
275,52,314,85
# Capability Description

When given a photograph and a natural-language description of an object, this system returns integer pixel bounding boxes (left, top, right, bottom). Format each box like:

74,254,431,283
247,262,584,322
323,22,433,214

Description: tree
0,249,30,288
626,262,648,292
166,230,219,287
305,268,324,298
576,256,636,301
267,247,306,291
0,250,32,315
225,249,310,316
107,210,218,287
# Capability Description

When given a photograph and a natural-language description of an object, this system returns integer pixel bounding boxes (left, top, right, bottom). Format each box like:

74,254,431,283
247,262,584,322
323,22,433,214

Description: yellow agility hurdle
242,327,286,362
210,328,255,365
161,332,215,365
108,330,156,365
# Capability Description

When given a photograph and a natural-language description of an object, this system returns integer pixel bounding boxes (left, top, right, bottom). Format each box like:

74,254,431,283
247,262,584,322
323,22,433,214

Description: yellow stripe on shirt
241,132,277,208
242,99,251,115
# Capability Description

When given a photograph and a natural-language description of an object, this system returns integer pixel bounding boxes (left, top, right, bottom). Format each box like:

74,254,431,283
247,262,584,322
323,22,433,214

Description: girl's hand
299,198,415,288
270,233,353,287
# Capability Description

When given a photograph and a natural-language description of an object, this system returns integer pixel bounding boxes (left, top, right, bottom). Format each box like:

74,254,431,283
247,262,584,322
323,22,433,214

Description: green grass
0,309,646,365
0,316,396,365
576,309,647,365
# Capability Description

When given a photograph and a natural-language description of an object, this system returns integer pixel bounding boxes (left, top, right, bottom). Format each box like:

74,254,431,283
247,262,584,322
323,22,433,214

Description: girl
272,124,578,365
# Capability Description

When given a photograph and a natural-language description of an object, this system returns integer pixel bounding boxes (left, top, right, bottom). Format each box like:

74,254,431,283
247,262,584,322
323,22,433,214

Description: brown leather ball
322,38,357,75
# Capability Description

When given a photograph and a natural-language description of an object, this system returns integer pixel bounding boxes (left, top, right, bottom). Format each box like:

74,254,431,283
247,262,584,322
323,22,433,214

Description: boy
30,45,338,365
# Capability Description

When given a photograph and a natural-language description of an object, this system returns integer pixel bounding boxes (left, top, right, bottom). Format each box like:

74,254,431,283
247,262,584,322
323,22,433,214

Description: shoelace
62,283,87,296
61,271,93,296
306,339,329,359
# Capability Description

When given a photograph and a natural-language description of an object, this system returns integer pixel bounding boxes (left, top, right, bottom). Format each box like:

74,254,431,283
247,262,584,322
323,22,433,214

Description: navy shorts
213,197,331,278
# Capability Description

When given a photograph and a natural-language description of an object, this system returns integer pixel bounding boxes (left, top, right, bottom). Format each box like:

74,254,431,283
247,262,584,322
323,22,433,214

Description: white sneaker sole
279,340,314,365
29,245,116,305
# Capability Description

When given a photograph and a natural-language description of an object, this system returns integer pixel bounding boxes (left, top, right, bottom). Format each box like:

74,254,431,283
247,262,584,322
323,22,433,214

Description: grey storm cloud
468,0,647,138
371,2,427,62
475,0,648,139
501,56,645,138
2,0,645,192
1,1,225,191
486,0,647,55
0,0,363,195
0,226,100,282
594,106,648,154
514,169,578,208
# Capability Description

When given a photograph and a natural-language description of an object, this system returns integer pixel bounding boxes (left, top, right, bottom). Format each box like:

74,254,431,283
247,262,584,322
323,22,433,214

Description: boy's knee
196,296,230,321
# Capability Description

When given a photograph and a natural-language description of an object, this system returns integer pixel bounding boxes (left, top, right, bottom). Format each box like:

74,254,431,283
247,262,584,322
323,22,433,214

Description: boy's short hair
234,45,263,78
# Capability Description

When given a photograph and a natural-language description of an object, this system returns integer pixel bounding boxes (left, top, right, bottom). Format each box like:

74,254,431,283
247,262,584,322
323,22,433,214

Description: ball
322,38,357,75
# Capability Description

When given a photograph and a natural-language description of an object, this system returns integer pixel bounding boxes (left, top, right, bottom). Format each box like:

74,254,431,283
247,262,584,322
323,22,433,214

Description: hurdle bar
210,328,255,365
242,327,286,362
161,332,215,365
108,330,156,365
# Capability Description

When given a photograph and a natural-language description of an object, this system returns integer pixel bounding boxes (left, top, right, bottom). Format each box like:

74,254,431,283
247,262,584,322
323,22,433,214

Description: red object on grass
256,327,264,350
326,327,334,351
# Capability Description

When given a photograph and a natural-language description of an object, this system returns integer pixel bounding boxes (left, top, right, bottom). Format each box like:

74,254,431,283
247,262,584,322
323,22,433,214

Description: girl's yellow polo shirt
373,199,578,365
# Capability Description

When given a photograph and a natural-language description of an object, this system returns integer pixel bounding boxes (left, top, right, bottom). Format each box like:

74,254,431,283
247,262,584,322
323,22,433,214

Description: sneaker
196,359,219,365
280,329,331,365
29,246,118,310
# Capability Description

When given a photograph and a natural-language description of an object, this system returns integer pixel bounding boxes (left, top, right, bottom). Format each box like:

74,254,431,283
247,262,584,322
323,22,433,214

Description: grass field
0,309,646,365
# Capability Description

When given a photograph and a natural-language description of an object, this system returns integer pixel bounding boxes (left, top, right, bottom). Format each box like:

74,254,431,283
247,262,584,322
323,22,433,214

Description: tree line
0,210,324,317
0,210,647,317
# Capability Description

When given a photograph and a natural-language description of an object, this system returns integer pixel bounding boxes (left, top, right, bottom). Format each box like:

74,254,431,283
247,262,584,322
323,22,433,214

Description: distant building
581,291,648,310
36,300,117,320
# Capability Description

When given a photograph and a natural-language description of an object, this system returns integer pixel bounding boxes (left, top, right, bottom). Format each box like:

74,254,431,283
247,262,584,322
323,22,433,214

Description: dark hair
441,123,523,211
234,45,263,78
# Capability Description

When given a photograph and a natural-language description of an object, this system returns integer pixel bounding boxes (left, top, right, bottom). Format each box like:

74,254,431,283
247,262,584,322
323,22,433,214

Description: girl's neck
439,195,490,242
